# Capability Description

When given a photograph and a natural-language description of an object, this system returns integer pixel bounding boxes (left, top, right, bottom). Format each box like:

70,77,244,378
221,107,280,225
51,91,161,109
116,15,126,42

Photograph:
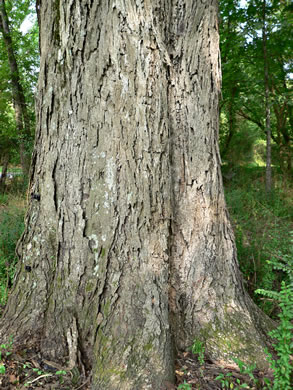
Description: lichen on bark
196,302,273,369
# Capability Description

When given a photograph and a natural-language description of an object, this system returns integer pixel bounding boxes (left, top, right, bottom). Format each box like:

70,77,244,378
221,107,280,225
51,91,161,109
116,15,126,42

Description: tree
0,0,37,176
0,81,16,190
0,1,273,389
262,0,272,193
220,0,292,173
219,0,246,161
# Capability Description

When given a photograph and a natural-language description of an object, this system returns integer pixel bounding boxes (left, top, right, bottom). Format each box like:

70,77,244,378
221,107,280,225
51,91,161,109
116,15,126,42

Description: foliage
0,194,25,304
220,0,293,174
215,357,273,389
21,363,68,387
255,250,293,390
224,166,293,315
178,380,192,390
191,339,205,366
0,0,39,169
213,223,293,389
220,119,265,167
215,372,250,389
0,336,13,375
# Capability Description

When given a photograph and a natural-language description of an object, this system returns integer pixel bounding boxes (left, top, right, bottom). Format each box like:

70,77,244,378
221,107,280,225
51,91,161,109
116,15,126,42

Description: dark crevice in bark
52,159,58,212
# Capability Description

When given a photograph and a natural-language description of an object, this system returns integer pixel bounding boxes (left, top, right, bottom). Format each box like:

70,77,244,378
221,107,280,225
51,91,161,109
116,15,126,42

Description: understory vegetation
0,185,25,308
223,166,293,389
224,166,292,319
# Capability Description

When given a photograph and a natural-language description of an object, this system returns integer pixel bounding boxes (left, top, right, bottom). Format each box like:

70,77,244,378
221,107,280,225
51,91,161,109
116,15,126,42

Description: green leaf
0,364,6,374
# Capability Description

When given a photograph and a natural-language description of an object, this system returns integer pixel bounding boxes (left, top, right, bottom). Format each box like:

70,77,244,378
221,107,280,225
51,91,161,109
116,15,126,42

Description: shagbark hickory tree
0,1,272,389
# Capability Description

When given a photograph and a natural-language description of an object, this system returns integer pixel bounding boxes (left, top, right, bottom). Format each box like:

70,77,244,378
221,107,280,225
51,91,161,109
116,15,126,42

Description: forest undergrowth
223,166,292,318
0,178,25,308
0,167,292,389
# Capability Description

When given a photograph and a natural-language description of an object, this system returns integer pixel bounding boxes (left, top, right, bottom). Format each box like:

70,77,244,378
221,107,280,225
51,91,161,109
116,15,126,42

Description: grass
223,166,293,316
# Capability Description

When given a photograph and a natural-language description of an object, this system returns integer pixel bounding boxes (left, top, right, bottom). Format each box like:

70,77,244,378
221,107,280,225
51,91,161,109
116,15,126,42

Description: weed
216,258,292,390
215,372,250,389
0,336,14,375
222,168,292,388
190,339,205,366
22,364,68,387
178,380,192,390
224,167,293,316
56,370,67,384
215,358,272,389
0,363,5,374
255,248,293,390
232,358,258,386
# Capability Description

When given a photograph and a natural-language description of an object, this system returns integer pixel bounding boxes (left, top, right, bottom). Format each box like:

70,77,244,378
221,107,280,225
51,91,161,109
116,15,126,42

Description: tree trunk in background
0,153,9,192
273,101,292,176
262,0,272,194
0,1,273,389
0,0,31,176
221,86,237,161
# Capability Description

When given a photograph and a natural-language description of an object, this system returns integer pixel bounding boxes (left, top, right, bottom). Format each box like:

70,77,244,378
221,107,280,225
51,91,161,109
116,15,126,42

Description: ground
0,346,274,389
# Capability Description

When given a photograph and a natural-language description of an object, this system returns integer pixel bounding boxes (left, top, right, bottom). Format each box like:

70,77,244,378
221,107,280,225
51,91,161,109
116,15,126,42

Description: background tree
0,0,38,179
0,93,15,191
219,0,245,160
219,0,292,338
220,0,292,175
262,0,272,193
0,1,274,389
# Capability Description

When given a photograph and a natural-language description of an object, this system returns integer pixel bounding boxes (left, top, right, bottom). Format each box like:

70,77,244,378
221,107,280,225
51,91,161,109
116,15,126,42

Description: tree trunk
273,100,292,175
221,86,237,161
0,0,31,176
0,1,273,389
0,153,9,192
262,0,272,194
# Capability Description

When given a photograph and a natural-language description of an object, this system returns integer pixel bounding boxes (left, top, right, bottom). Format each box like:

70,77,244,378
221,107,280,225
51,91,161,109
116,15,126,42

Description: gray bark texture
0,1,273,389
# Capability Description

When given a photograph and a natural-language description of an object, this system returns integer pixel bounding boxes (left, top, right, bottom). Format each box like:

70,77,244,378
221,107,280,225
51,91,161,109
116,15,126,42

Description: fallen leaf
9,374,18,383
189,378,199,384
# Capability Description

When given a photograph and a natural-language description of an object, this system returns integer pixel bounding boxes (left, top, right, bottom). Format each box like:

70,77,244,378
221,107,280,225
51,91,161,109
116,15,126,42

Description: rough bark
0,1,273,389
0,0,31,175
